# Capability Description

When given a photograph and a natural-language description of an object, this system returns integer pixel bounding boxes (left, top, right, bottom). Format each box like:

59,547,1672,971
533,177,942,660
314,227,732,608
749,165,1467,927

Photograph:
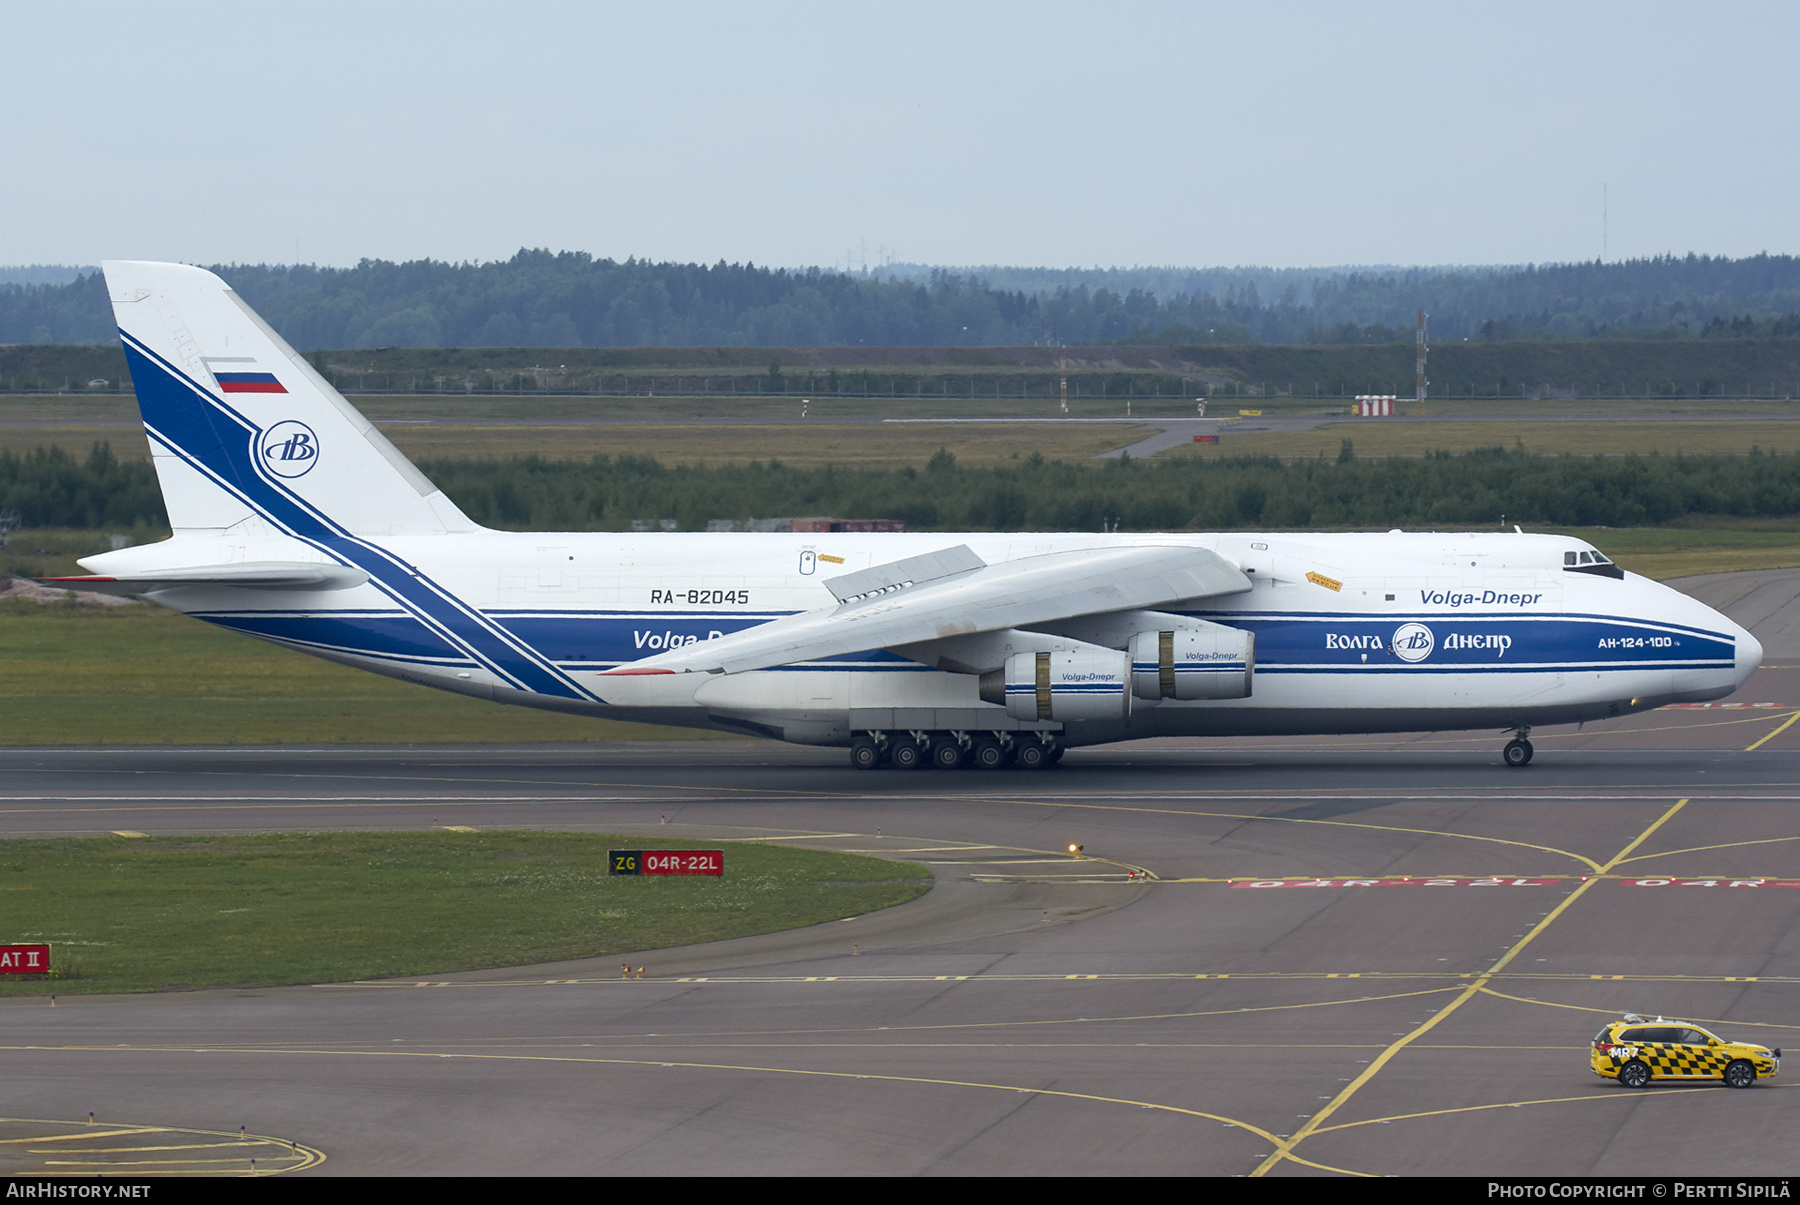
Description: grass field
0,599,731,744
1,528,131,579
10,394,1800,467
0,831,930,994
382,420,1149,466
1172,418,1800,461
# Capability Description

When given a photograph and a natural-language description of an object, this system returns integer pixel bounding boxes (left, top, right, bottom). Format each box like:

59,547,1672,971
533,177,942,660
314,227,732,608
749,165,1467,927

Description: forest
8,441,1800,535
6,251,1800,350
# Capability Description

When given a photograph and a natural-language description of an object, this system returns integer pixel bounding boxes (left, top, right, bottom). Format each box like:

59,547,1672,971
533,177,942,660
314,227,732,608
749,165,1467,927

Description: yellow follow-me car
1592,1015,1781,1088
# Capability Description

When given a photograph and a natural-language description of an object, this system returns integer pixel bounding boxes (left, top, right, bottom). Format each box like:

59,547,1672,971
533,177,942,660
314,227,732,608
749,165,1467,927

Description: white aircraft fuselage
68,262,1762,765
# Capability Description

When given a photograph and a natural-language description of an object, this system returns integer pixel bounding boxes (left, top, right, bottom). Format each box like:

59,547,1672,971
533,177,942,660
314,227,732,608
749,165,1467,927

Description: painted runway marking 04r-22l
1620,878,1800,888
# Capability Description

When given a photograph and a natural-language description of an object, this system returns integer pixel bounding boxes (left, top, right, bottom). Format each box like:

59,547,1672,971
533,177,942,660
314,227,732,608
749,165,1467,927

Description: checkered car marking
1593,1025,1778,1083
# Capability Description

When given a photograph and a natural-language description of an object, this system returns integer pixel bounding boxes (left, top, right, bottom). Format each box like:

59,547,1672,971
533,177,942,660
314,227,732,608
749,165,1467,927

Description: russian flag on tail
215,371,287,394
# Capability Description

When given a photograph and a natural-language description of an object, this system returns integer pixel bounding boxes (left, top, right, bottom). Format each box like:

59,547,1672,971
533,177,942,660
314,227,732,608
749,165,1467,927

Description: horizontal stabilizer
43,562,371,593
604,543,1251,677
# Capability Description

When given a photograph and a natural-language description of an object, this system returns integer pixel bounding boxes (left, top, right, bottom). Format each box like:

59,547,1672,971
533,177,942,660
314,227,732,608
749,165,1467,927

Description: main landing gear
850,730,1062,771
1503,727,1534,768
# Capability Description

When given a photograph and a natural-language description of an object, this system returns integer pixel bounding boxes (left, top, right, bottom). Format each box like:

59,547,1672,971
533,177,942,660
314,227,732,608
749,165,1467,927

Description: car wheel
849,737,882,771
890,741,924,771
1015,742,1051,770
1618,1060,1651,1088
1725,1059,1756,1089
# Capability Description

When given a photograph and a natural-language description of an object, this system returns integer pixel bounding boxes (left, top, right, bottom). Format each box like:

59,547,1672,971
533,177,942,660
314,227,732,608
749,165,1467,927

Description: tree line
7,251,1800,349
10,442,1800,535
417,446,1800,531
11,337,1800,400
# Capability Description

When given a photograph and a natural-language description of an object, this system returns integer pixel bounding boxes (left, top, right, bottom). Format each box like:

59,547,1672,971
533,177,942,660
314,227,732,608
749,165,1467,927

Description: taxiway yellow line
30,1142,278,1153
1615,833,1800,863
1249,797,1689,1178
1476,987,1800,1030
0,1128,172,1144
4,1049,1285,1152
983,797,1607,873
0,1118,323,1176
1745,709,1800,751
1309,1086,1712,1137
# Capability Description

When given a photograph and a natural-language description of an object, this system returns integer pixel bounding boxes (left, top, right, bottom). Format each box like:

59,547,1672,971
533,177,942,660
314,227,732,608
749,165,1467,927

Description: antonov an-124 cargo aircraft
56,261,1761,770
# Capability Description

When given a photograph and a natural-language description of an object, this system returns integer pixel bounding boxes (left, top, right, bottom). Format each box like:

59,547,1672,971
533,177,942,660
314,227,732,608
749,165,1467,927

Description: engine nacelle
1002,649,1131,721
1128,626,1254,700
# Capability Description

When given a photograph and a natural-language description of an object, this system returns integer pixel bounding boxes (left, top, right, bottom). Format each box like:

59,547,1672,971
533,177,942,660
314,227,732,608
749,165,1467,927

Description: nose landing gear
1503,728,1534,768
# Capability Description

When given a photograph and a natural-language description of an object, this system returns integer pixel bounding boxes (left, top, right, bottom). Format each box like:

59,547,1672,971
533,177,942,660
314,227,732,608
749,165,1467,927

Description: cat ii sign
0,944,50,973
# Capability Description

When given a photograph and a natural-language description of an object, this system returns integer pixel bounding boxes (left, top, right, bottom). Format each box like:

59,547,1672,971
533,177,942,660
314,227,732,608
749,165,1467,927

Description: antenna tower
1059,345,1069,414
1415,308,1428,414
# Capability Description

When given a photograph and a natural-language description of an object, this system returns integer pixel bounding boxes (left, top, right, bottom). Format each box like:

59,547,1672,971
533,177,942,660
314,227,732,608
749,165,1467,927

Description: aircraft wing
605,543,1250,677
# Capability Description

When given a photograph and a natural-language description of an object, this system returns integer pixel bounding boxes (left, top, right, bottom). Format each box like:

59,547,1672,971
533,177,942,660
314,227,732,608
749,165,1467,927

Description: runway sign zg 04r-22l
609,850,724,876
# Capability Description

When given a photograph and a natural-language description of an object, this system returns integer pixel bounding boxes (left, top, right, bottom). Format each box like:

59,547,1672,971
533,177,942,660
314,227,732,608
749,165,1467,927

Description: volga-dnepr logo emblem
259,420,320,478
1391,622,1435,663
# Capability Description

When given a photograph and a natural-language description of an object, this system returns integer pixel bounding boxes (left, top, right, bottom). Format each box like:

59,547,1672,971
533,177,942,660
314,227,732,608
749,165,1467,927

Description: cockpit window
1564,548,1620,575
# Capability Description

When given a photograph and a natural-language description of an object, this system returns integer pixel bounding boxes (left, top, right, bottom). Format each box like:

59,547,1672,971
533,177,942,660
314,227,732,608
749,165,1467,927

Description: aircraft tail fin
103,260,476,537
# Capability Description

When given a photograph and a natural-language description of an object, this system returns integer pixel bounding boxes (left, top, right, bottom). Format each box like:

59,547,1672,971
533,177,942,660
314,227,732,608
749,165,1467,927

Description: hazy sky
5,1,1795,271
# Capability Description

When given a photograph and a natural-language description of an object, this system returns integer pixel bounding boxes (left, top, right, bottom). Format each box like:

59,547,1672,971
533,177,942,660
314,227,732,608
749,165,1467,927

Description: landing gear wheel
1046,744,1065,764
1014,742,1052,771
1725,1059,1756,1088
930,736,967,770
1618,1060,1651,1088
890,740,925,771
970,738,1008,771
1503,738,1534,767
849,736,882,771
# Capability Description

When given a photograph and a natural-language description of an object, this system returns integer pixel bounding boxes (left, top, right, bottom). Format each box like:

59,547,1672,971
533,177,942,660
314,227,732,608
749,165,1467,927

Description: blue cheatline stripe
1193,608,1734,643
129,333,592,698
179,606,928,674
1132,662,1248,672
1263,665,1732,676
1179,610,1735,671
192,612,469,663
125,334,600,702
143,418,574,697
1005,684,1123,693
208,624,476,669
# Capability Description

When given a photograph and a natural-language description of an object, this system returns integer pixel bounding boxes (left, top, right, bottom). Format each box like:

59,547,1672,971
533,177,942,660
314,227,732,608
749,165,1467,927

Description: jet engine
1127,625,1254,700
1001,649,1131,721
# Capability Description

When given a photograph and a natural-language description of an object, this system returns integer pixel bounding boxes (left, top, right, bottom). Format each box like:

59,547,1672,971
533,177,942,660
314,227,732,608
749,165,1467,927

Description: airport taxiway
2,573,1799,1177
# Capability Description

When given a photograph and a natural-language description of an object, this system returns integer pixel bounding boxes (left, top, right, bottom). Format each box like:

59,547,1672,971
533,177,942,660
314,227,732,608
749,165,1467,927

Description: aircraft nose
1735,622,1764,684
